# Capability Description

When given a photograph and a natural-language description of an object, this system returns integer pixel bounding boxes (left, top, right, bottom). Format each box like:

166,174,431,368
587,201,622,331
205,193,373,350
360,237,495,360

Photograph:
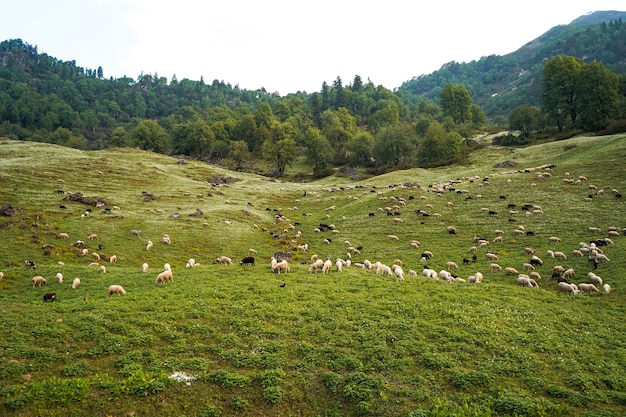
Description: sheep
549,236,561,243
155,269,174,284
553,251,567,260
335,259,344,272
186,258,197,268
557,282,580,295
530,271,542,281
88,233,98,240
587,272,603,285
31,276,47,287
488,263,502,272
447,226,457,234
387,235,399,241
0,271,3,281
553,265,565,276
408,269,418,277
107,284,127,296
578,283,600,293
164,263,171,271
485,252,499,261
109,255,118,263
421,251,434,259
392,265,405,281
71,278,80,289
216,256,233,265
308,259,324,273
274,260,290,274
43,292,57,302
439,270,452,283
146,240,153,250
493,236,504,243
240,257,255,266
55,272,63,283
522,263,535,271
446,261,459,270
505,267,519,275
321,259,333,273
562,268,576,280
248,248,258,255
100,265,107,274
517,275,539,288
603,284,611,294
422,267,438,279
56,232,70,239
161,235,172,244
572,249,584,257
141,263,149,272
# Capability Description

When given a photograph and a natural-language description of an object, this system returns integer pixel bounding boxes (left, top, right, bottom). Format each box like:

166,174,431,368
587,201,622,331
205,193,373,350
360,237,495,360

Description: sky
1,1,624,95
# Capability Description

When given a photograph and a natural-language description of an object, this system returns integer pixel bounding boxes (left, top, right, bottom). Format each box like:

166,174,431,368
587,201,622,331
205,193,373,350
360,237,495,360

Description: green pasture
0,136,625,416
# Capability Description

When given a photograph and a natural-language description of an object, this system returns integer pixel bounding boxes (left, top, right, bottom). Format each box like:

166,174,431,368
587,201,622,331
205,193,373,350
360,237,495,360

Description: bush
61,360,90,377
208,369,250,389
262,386,283,404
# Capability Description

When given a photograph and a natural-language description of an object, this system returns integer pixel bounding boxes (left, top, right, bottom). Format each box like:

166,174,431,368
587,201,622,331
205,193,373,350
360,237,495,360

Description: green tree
254,102,274,129
542,56,583,131
262,137,297,176
347,131,374,167
304,128,335,174
576,61,619,132
110,126,131,147
439,83,473,125
171,118,213,158
509,105,543,137
230,140,251,169
416,121,462,167
373,123,416,167
131,119,169,152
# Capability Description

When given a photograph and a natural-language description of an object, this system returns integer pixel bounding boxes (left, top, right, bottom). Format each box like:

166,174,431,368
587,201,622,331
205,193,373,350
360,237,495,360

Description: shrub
61,360,89,377
231,396,248,411
208,369,250,389
262,385,283,404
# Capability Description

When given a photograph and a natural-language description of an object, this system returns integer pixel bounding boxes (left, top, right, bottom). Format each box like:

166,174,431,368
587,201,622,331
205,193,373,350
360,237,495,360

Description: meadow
0,135,625,417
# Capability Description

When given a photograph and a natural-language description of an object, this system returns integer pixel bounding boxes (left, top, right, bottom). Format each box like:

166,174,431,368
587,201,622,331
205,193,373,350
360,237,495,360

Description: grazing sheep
522,263,535,271
146,240,153,250
553,265,565,276
88,233,98,240
321,259,333,273
530,255,543,266
31,276,47,287
186,258,196,268
578,283,600,293
55,272,63,283
100,265,107,274
274,260,290,274
553,251,567,260
485,252,499,261
216,256,233,265
308,259,324,273
392,265,405,281
387,235,399,241
557,282,580,295
107,284,127,296
549,236,561,243
109,255,118,263
155,269,174,284
240,257,255,266
572,249,584,257
161,234,172,244
335,259,344,272
439,270,452,283
493,236,504,243
517,275,539,288
422,267,438,279
530,271,542,280
248,248,258,255
505,267,519,275
603,283,611,294
43,292,56,302
447,226,457,234
447,261,459,270
71,277,80,289
587,272,603,285
56,232,70,239
489,263,502,272
141,263,149,272
562,268,576,280
408,269,418,277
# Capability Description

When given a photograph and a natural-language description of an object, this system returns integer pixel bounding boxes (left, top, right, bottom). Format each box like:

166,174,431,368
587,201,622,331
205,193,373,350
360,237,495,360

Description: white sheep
522,263,535,271
100,265,107,274
164,263,171,271
557,282,580,295
517,275,539,288
216,256,232,265
446,261,459,270
107,284,127,296
109,255,118,263
141,263,149,272
308,259,324,273
603,283,611,294
489,263,502,272
587,272,603,285
56,272,63,283
186,258,197,268
505,267,519,275
562,268,576,280
392,264,405,281
31,276,47,287
485,252,498,261
146,240,153,250
468,272,483,283
155,269,174,284
274,260,290,273
71,277,80,289
387,235,399,241
578,283,600,293
321,259,333,273
335,259,344,272
553,251,567,260
439,270,452,283
422,268,438,280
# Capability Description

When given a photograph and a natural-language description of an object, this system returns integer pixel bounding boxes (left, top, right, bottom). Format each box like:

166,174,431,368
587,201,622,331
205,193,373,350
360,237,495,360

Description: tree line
0,38,625,177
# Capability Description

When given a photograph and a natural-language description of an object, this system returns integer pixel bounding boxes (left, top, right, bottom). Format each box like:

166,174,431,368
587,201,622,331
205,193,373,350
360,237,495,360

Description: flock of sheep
7,160,622,304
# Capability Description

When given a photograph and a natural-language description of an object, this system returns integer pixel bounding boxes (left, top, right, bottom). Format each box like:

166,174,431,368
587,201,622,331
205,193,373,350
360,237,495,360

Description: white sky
1,1,624,95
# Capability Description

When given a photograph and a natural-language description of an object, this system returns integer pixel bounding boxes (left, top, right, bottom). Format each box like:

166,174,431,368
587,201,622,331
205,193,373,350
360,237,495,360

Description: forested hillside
1,11,626,177
399,11,626,118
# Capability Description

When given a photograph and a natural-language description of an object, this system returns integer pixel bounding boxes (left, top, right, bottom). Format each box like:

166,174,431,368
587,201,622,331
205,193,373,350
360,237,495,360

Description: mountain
397,10,626,119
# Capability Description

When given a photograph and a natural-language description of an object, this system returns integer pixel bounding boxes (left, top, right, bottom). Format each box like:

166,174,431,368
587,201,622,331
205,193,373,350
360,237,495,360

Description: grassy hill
0,135,625,417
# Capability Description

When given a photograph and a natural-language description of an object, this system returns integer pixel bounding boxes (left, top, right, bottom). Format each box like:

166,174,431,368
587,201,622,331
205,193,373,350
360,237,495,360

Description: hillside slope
0,136,625,416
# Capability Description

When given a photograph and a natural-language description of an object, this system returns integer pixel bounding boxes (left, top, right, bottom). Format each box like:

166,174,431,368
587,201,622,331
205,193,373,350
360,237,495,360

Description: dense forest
1,12,626,177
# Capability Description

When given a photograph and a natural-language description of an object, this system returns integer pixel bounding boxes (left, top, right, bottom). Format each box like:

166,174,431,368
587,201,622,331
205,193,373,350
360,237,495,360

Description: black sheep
240,256,255,266
43,292,56,302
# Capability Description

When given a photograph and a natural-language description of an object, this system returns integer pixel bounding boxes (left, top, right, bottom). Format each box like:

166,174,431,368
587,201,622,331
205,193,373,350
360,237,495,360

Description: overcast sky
1,1,624,95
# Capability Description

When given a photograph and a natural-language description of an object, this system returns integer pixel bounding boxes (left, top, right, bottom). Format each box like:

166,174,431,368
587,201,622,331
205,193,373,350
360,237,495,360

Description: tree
254,102,274,129
416,121,462,168
509,106,543,137
230,140,251,170
171,118,213,158
131,119,169,152
373,123,416,167
542,56,583,131
347,131,374,167
262,137,297,176
576,61,619,131
439,83,473,125
304,128,334,174
110,126,131,147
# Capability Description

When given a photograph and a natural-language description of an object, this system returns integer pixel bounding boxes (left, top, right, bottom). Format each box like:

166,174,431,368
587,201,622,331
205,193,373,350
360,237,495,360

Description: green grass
0,136,625,416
